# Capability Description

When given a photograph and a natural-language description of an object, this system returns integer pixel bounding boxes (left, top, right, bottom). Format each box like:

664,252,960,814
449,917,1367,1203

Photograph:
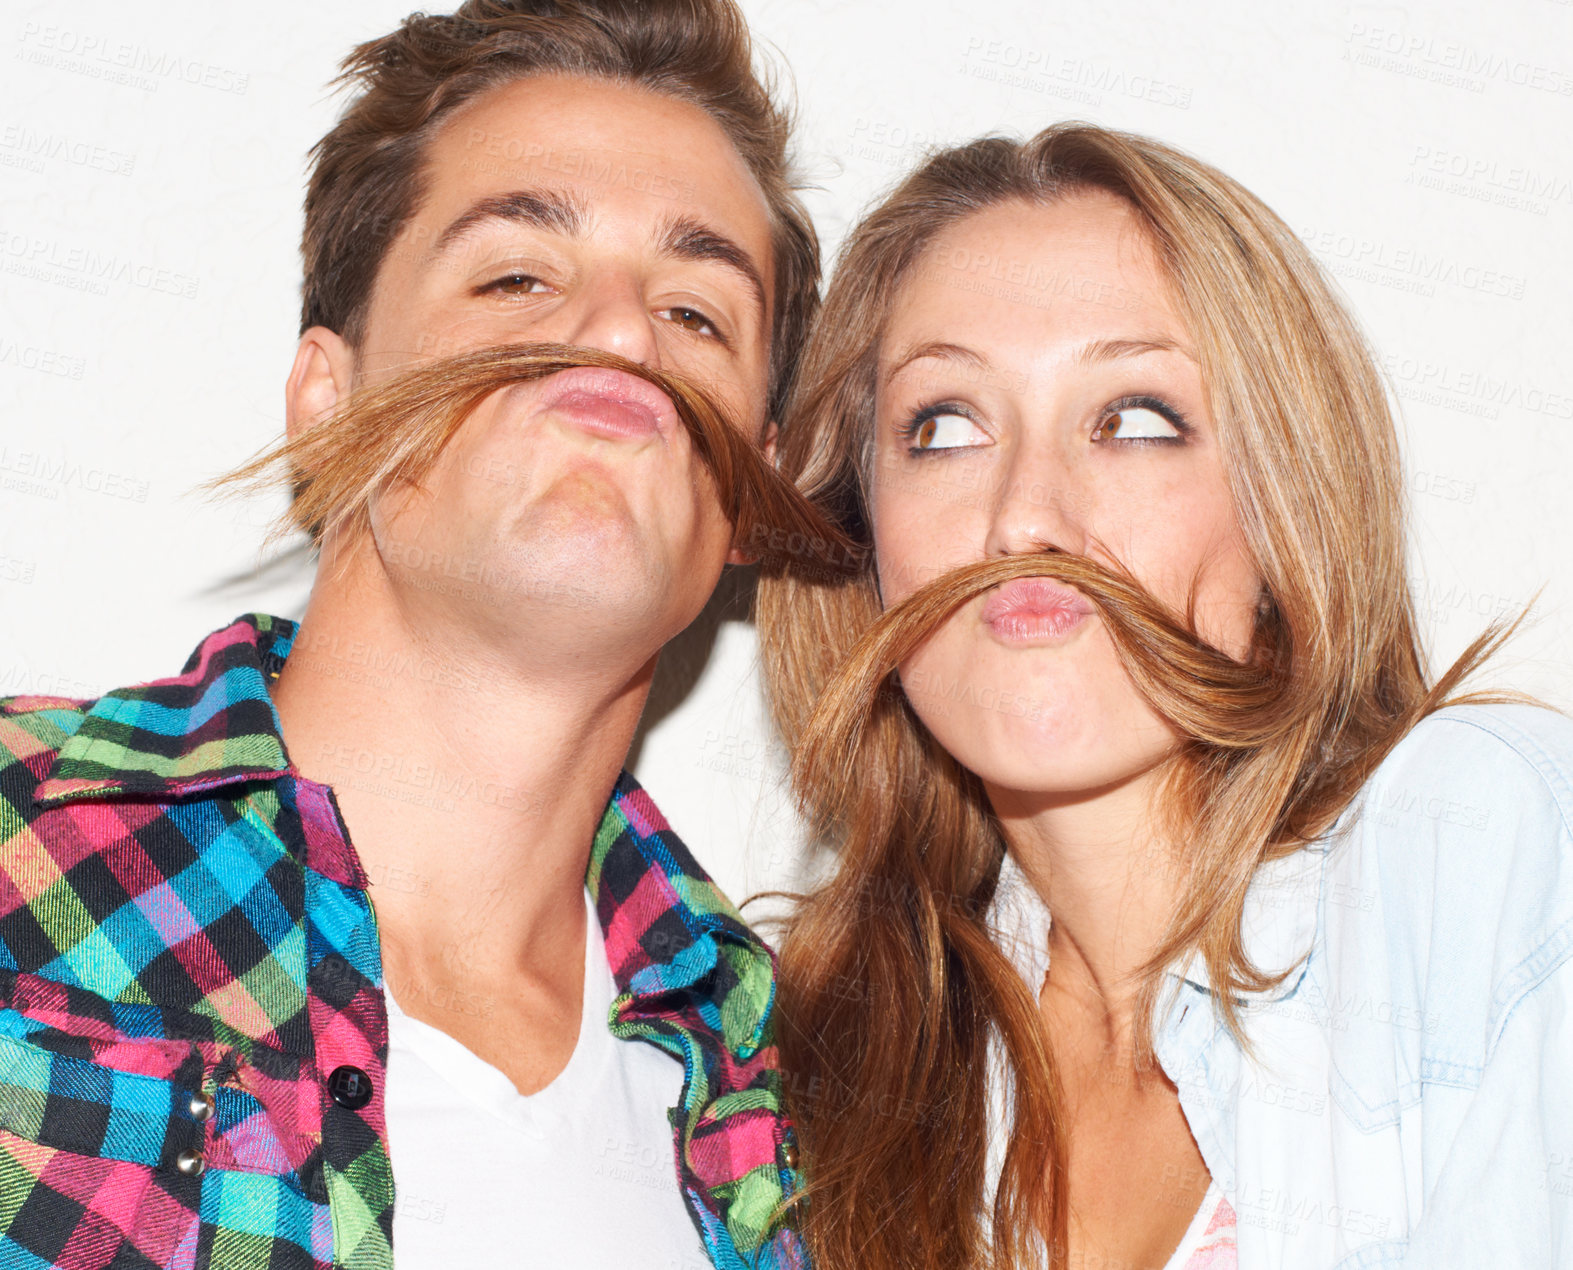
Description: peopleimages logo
0,338,86,380
1383,353,1573,422
0,228,199,299
1407,144,1573,215
0,448,149,502
0,125,136,176
1345,22,1573,96
15,22,250,94
1300,227,1528,300
961,36,1194,109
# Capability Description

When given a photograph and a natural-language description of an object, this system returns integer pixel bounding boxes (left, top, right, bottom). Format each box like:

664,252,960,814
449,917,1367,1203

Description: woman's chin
914,703,1179,810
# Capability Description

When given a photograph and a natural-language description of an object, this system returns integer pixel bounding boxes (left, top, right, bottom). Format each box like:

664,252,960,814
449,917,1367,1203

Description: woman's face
868,191,1261,804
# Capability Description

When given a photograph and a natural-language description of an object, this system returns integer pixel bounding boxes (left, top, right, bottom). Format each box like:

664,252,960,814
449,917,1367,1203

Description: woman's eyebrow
884,337,1197,384
1073,336,1195,366
884,340,989,383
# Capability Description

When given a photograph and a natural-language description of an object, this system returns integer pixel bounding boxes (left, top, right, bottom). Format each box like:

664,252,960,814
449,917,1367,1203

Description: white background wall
3,0,1570,909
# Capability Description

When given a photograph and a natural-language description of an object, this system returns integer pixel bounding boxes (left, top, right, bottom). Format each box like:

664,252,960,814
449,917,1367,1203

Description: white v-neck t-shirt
384,890,711,1269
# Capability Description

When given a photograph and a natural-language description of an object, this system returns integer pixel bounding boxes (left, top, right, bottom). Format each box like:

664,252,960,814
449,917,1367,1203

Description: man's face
338,74,776,669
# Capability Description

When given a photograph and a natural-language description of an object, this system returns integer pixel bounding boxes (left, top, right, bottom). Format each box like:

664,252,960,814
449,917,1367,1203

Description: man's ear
725,419,779,565
285,326,356,441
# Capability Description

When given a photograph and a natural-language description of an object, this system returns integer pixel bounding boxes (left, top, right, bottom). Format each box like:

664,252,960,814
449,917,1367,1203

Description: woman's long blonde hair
755,123,1520,1270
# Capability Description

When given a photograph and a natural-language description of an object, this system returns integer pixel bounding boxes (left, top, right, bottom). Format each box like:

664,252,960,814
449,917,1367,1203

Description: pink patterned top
1168,1186,1237,1270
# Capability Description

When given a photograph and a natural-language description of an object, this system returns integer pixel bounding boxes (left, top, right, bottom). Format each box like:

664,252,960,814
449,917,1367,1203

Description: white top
990,703,1573,1268
385,890,711,1270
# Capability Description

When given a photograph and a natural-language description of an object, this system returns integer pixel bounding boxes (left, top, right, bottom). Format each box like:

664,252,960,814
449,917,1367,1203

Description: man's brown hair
300,0,819,419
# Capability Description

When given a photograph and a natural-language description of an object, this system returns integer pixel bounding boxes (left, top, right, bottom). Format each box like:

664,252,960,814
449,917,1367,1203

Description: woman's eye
660,306,719,337
909,411,982,451
483,272,551,296
1095,405,1182,441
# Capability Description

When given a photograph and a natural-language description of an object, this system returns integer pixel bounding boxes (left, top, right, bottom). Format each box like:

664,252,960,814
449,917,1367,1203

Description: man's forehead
423,73,766,215
436,131,703,206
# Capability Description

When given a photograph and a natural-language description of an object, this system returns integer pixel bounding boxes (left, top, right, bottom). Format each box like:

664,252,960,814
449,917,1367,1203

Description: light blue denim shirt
989,702,1573,1267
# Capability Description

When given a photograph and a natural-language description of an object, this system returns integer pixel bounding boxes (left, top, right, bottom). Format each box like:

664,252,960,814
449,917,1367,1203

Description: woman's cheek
895,626,1069,777
870,479,984,606
896,638,967,743
872,538,931,610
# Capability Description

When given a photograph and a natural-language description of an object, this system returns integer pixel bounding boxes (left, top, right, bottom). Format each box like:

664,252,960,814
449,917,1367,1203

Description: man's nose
982,440,1089,559
558,273,661,368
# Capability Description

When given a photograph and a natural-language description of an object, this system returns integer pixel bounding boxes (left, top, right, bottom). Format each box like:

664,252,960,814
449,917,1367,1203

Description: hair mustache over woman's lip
790,549,1283,836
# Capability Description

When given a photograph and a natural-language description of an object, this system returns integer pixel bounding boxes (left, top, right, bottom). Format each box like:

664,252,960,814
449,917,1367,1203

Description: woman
756,123,1573,1270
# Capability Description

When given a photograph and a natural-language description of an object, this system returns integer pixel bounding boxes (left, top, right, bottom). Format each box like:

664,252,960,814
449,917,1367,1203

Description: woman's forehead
882,196,1188,370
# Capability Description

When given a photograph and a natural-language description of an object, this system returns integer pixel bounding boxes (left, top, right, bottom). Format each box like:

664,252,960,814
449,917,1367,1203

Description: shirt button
778,1140,799,1170
328,1065,374,1110
189,1091,215,1123
176,1148,206,1176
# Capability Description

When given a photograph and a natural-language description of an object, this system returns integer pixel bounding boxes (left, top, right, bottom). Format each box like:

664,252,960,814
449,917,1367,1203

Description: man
0,2,822,1267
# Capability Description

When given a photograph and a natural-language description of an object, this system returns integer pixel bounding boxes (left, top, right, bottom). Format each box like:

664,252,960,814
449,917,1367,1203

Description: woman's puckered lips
980,576,1096,642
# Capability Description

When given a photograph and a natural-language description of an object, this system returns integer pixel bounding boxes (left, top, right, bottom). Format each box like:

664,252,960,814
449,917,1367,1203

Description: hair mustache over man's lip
211,342,860,576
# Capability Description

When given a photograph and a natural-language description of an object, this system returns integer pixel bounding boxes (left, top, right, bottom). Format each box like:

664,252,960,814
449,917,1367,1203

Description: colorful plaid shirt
0,613,803,1270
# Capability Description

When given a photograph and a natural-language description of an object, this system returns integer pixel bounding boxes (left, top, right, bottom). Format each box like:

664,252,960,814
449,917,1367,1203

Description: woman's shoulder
1380,700,1573,795
1322,701,1573,1066
1350,701,1573,849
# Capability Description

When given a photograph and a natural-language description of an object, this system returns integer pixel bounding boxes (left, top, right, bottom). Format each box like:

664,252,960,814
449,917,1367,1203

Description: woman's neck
987,761,1184,1044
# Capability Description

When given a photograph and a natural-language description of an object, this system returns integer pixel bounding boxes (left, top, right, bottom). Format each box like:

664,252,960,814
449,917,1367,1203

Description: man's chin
520,478,648,552
372,480,726,667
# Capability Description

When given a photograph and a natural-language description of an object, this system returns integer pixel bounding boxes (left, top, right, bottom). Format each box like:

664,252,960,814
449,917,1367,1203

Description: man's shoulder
596,772,767,946
1,691,96,724
592,773,802,1269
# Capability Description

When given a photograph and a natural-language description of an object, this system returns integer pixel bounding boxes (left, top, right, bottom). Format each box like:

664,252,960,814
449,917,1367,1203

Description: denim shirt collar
1167,841,1327,1005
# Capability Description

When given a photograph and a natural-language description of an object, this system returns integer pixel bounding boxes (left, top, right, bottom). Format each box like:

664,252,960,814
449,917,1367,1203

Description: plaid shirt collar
37,613,294,802
32,613,802,1267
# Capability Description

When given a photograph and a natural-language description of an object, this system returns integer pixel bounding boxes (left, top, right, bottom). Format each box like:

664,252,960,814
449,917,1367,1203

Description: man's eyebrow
431,189,588,257
1072,336,1193,366
655,214,767,321
884,341,989,383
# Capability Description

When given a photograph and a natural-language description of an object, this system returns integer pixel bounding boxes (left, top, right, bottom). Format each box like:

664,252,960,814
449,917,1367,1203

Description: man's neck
270,544,656,1084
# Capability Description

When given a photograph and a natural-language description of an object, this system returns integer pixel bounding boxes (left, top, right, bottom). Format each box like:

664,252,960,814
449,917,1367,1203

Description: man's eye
906,410,982,452
660,306,719,337
1094,403,1184,442
481,272,551,295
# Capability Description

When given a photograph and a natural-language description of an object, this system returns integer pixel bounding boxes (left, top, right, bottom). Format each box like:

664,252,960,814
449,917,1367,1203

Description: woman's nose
982,442,1089,559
